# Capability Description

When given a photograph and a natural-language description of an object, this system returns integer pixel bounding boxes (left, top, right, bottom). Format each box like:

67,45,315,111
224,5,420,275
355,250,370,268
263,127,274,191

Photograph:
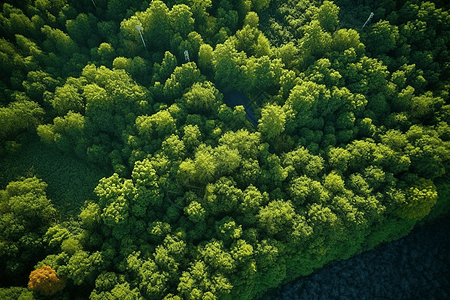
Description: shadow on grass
0,134,111,218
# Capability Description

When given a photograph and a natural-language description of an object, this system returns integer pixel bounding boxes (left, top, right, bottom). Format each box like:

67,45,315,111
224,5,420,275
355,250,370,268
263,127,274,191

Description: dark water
223,91,258,127
273,218,450,300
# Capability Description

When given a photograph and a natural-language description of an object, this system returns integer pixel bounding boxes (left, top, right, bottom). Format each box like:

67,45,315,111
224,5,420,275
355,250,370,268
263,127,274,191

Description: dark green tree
0,177,58,286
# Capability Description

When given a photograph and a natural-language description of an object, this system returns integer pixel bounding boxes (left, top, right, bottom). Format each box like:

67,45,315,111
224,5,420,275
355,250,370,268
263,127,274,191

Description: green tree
235,25,271,58
259,151,289,190
142,0,172,52
252,0,271,12
0,99,44,141
316,1,339,33
106,0,143,21
405,125,450,179
213,38,247,93
22,70,60,103
284,80,329,131
305,58,342,87
244,11,259,28
177,260,232,299
258,103,286,140
90,272,144,300
409,91,444,123
78,64,149,139
282,146,324,179
217,8,239,35
169,4,194,39
306,203,341,259
276,43,299,70
125,252,170,299
215,216,242,245
0,287,35,300
179,81,222,114
328,147,352,173
58,250,103,286
50,82,85,115
152,51,178,85
94,173,134,228
253,238,286,290
3,0,450,298
395,178,438,221
0,177,58,286
66,13,97,46
182,124,202,152
41,25,79,59
97,20,120,45
331,28,361,52
203,177,243,216
199,239,236,274
237,185,267,226
365,20,399,56
37,111,87,157
96,43,116,67
218,129,261,159
113,56,132,71
0,4,41,38
257,199,296,237
213,144,242,177
79,202,101,230
198,43,214,77
177,31,204,63
299,20,332,58
177,146,214,186
177,142,241,186
234,158,262,188
162,134,186,160
135,110,177,142
242,56,282,94
131,157,167,215
163,62,203,101
184,201,207,223
288,176,328,206
118,16,145,56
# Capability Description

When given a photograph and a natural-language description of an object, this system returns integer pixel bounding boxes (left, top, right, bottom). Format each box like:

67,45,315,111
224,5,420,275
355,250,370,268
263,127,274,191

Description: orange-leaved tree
28,265,66,296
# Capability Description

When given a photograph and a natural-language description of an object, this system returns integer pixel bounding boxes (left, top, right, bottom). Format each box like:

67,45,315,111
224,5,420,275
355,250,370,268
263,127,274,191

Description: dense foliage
28,265,67,296
1,0,449,299
0,177,59,286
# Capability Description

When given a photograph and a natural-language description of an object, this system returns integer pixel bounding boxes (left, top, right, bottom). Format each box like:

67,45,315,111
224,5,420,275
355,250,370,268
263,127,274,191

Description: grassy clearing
0,134,110,217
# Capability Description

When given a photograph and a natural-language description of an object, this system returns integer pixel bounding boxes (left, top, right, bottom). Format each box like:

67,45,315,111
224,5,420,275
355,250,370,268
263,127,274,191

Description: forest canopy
1,0,450,299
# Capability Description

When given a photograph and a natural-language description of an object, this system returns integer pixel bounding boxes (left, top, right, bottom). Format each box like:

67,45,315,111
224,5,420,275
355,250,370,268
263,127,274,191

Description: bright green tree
203,177,243,216
179,81,222,114
258,103,286,140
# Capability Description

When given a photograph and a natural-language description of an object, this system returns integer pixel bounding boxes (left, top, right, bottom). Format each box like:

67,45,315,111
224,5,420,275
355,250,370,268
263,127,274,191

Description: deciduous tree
258,103,286,140
28,265,66,296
